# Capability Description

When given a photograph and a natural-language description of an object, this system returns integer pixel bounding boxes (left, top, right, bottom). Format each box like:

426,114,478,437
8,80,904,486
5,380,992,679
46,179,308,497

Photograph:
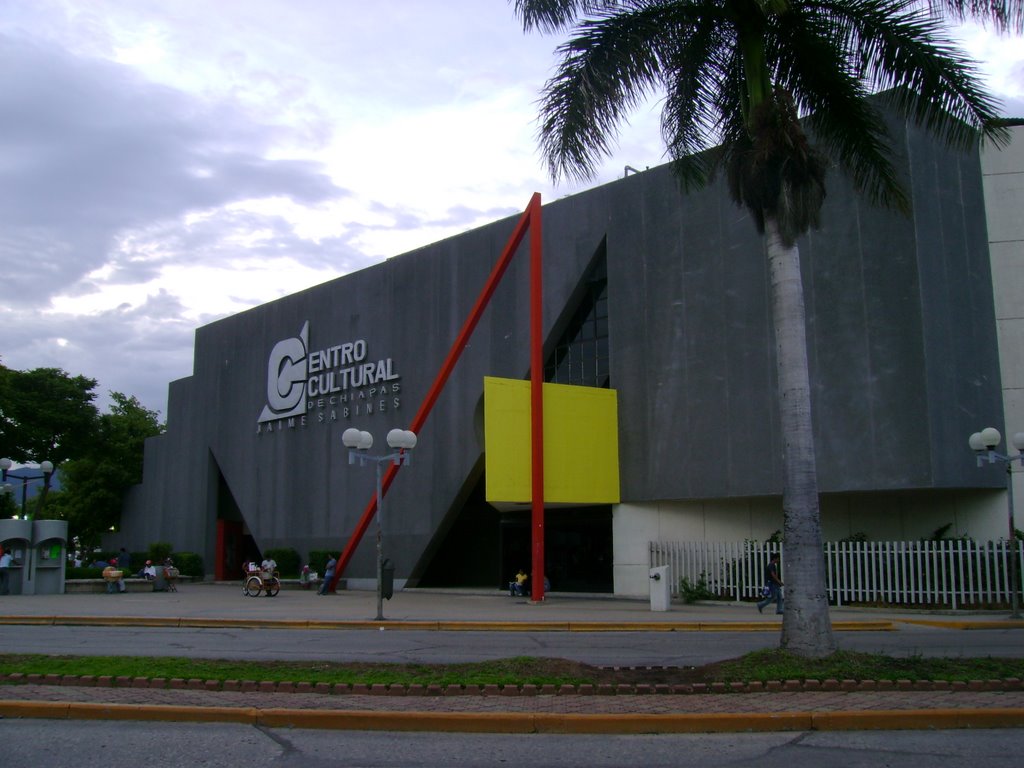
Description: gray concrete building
117,119,1017,597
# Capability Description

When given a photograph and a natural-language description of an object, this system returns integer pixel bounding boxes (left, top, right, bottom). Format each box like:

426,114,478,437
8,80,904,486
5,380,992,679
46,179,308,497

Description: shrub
307,550,338,576
86,553,116,567
171,552,204,580
148,542,173,563
679,572,716,604
263,548,300,578
66,567,105,579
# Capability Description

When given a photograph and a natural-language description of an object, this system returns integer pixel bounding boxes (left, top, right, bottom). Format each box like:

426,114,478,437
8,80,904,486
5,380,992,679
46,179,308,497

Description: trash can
151,565,168,592
649,565,671,612
381,558,395,600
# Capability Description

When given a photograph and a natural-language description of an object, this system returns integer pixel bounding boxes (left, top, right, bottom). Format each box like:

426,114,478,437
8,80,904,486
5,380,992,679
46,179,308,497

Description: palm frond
514,0,634,33
520,0,1010,214
660,14,736,189
534,5,686,181
807,92,909,212
923,0,1024,33
812,0,1008,147
767,2,909,210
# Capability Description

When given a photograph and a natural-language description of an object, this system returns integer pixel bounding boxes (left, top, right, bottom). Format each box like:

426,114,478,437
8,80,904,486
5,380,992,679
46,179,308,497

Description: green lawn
710,649,1024,683
0,655,593,687
1,651,1022,687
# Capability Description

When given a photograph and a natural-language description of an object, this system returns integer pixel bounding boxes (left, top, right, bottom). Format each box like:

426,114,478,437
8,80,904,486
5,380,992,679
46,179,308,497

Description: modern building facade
116,119,1020,597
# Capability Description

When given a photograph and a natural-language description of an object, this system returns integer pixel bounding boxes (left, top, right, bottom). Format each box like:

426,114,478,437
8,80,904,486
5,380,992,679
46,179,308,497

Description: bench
64,577,190,594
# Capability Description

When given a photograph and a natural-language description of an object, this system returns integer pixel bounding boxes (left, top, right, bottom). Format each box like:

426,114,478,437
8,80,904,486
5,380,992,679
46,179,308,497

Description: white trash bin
649,565,671,612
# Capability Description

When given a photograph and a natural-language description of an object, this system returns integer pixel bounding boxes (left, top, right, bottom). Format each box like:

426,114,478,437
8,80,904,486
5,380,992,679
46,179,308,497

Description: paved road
3,586,1024,735
1,720,1022,768
2,623,1023,666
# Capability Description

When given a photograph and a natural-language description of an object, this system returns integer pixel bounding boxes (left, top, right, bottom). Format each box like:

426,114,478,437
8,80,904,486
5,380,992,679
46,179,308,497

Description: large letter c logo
258,322,309,424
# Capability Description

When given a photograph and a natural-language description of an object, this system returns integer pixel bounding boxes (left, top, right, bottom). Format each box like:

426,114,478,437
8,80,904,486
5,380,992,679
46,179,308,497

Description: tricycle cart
242,566,280,597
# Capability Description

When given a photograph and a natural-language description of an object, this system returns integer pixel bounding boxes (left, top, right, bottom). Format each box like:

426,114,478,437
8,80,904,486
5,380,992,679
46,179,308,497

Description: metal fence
650,539,1024,609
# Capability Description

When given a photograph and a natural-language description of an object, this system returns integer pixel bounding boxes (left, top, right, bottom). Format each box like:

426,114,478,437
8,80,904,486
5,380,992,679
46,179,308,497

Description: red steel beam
329,194,542,590
529,195,545,602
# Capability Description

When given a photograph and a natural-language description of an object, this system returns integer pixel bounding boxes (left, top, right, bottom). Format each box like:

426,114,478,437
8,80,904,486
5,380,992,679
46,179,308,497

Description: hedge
263,548,300,578
307,550,339,576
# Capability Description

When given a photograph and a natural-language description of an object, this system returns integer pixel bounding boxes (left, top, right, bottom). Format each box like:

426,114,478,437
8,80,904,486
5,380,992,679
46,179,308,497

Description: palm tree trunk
765,216,836,658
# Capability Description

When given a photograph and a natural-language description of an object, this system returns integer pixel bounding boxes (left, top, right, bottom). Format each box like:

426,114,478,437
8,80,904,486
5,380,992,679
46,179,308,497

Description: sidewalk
1,583,1023,733
4,581,1021,628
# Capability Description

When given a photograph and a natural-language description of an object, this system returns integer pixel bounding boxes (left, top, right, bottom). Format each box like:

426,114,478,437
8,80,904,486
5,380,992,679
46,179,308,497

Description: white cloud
0,1,1019,419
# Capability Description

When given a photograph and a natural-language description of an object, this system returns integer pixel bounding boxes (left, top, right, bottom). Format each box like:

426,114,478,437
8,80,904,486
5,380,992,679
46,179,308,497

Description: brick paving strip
3,672,1024,697
2,684,1024,720
3,676,1024,734
2,682,1024,713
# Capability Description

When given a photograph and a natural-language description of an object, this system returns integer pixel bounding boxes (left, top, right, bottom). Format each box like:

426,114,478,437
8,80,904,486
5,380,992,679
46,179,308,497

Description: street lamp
968,428,1024,619
0,458,54,519
0,457,11,509
341,428,417,621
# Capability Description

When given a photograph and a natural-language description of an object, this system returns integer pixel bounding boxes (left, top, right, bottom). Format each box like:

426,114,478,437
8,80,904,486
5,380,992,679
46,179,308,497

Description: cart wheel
266,577,280,597
245,575,263,597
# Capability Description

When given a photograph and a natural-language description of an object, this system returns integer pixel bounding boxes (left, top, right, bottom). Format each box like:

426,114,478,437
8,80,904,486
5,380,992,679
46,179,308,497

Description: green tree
0,480,16,519
46,393,163,548
514,0,1021,656
0,363,99,466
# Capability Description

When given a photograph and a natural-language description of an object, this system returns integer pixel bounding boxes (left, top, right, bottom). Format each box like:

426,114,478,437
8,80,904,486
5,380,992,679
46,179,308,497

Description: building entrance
414,471,613,593
499,507,613,593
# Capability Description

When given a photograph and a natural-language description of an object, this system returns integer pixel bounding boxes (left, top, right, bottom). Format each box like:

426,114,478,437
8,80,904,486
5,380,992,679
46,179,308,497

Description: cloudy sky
1,1,1022,420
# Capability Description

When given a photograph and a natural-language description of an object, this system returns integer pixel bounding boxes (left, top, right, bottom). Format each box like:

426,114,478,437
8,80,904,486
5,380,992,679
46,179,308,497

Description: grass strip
708,649,1024,683
0,655,595,687
0,651,1022,687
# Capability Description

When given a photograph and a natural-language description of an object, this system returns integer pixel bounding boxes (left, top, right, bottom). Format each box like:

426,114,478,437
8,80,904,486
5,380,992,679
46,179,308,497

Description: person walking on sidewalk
757,553,784,614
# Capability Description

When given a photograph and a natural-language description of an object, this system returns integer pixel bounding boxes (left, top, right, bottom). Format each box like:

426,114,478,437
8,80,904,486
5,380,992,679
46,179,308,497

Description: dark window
545,260,610,388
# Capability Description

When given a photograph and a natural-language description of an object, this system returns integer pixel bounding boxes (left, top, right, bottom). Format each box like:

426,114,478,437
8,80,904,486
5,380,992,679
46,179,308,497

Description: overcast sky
1,1,1022,423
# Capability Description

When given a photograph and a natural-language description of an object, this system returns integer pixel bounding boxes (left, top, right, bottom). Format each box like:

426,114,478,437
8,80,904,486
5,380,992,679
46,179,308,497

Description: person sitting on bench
509,568,528,596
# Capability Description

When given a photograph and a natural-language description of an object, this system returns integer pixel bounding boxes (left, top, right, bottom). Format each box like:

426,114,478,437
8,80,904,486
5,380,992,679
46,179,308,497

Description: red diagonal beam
529,193,545,602
330,193,542,590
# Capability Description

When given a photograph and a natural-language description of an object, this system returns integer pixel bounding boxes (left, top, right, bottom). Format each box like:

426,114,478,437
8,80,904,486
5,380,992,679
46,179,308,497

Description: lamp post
968,428,1024,619
0,457,12,512
1,458,55,596
0,459,54,519
341,428,417,621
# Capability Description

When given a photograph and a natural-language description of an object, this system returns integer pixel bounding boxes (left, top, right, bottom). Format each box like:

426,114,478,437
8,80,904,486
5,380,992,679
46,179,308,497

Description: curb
896,619,1024,630
1,700,1023,733
0,616,896,632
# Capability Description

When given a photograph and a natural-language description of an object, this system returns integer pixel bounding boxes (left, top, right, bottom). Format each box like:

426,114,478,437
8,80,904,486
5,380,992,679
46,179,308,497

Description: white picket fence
650,539,1024,609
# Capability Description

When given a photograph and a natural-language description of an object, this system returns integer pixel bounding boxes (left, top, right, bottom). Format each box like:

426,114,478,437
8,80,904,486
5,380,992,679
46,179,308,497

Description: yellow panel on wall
484,376,620,503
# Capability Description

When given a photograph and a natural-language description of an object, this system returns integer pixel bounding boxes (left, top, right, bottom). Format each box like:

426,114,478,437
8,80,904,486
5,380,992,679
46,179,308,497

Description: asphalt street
1,720,1022,768
3,584,1024,737
2,623,1023,666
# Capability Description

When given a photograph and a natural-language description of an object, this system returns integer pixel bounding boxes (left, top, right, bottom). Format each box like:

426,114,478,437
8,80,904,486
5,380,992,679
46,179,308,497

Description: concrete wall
607,118,1003,504
613,491,1008,597
609,120,1013,598
982,126,1024,541
118,209,603,578
119,117,1007,590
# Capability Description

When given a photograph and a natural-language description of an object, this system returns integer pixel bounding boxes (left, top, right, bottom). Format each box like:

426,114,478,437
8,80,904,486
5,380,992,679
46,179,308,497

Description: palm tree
513,0,1022,657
